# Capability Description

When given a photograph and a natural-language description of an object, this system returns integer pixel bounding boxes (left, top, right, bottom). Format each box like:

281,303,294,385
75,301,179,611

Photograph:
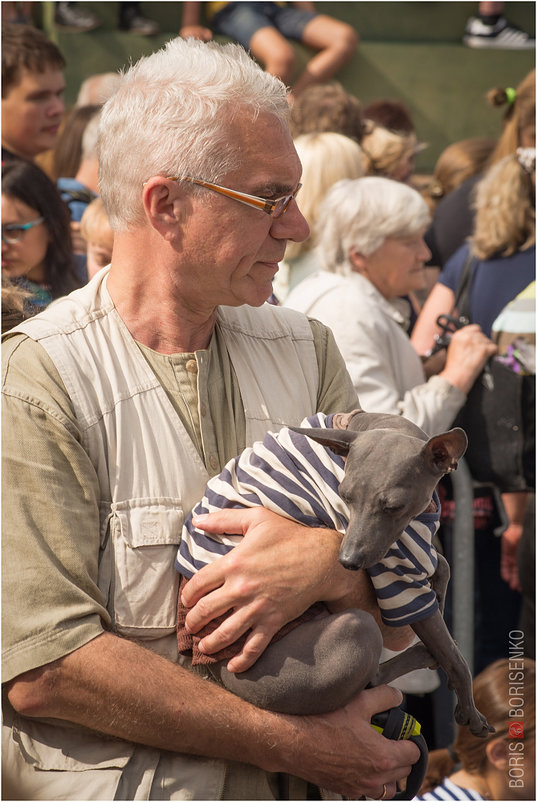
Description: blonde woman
274,130,364,300
425,68,535,268
411,149,535,356
360,121,426,184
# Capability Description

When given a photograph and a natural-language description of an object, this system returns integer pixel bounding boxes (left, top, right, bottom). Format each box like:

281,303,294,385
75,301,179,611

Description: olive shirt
2,318,358,682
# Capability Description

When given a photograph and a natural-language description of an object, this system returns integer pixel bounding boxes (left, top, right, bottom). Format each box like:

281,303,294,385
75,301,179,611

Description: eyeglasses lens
2,218,44,245
274,195,293,219
2,228,24,245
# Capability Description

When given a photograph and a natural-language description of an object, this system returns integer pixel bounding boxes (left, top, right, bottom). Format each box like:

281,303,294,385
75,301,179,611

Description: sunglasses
167,176,301,218
2,217,45,245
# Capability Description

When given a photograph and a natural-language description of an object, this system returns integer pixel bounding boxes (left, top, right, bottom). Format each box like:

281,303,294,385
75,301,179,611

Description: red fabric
177,575,328,665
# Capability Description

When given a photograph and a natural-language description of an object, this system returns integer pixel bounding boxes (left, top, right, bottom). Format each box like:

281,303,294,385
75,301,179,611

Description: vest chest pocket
106,501,184,638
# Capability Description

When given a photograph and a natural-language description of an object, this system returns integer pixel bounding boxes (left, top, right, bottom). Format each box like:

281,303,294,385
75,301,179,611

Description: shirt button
209,455,219,471
200,403,207,417
186,359,197,373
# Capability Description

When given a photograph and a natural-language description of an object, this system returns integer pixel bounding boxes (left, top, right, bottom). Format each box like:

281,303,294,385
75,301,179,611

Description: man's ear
142,177,186,241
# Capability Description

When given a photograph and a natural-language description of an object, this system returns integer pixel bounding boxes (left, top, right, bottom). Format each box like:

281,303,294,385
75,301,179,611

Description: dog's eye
382,502,405,514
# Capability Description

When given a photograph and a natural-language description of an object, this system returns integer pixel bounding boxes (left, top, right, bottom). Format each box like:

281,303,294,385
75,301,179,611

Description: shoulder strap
453,250,475,323
61,188,96,206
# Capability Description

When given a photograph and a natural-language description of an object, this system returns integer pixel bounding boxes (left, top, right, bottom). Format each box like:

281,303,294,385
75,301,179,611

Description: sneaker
54,2,101,32
119,13,159,35
463,16,535,49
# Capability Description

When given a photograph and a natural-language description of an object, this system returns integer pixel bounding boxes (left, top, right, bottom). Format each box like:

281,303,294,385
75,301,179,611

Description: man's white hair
317,176,430,276
98,37,290,230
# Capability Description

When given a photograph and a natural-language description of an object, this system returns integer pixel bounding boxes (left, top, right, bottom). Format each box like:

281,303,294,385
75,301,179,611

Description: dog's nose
339,540,386,570
339,554,362,571
339,531,370,570
338,544,367,571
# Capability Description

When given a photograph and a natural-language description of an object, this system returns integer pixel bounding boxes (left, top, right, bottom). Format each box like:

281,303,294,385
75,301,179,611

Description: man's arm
7,632,419,799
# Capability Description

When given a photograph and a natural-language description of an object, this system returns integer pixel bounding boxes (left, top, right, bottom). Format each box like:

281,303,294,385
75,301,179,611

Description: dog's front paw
455,704,495,738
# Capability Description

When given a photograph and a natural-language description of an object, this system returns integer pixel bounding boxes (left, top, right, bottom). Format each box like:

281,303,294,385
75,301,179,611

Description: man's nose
271,198,309,243
47,96,65,118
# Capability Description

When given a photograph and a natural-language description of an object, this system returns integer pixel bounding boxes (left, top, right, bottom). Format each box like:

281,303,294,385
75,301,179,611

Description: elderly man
2,37,418,800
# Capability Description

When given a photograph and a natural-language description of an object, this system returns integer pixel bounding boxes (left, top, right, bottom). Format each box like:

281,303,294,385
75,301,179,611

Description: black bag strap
61,188,96,206
452,249,475,324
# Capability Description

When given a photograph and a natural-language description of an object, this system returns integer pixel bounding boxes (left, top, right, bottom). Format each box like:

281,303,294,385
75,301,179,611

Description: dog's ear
422,428,468,475
288,426,359,457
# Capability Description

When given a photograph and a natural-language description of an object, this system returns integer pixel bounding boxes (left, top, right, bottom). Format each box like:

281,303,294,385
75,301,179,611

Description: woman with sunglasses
2,160,80,312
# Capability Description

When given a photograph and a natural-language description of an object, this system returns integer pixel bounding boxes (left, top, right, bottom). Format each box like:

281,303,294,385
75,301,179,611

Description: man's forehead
227,111,300,187
231,108,291,144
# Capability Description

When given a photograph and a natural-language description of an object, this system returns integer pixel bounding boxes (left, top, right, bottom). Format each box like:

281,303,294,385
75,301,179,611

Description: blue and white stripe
416,777,486,800
176,413,441,627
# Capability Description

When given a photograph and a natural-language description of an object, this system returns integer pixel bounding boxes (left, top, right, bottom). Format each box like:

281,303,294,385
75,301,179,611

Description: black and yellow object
371,707,429,800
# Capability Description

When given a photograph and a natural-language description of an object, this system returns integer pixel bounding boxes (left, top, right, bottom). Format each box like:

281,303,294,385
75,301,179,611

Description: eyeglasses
167,176,301,218
2,217,45,245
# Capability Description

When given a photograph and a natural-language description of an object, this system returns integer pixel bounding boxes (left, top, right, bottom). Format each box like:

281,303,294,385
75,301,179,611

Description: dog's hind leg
370,642,438,687
209,609,383,714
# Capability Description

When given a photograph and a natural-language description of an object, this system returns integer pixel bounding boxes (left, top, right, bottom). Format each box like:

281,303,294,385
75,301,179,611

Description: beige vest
8,268,323,799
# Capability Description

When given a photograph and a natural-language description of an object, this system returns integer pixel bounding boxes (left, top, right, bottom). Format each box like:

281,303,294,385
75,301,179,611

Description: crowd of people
1,7,535,802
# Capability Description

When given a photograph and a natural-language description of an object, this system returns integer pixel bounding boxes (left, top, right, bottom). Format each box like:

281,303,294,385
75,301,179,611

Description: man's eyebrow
251,182,296,197
26,89,63,100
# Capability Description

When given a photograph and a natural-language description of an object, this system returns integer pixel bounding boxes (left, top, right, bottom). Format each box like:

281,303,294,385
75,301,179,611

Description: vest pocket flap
13,715,134,771
116,505,184,548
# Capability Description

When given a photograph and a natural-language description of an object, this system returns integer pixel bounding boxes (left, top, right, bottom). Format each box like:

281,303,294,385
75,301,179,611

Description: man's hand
180,25,213,40
501,524,523,591
278,684,420,799
181,507,414,672
181,507,357,672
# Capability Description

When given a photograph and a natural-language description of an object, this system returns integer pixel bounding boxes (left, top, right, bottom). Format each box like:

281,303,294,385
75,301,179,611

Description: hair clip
505,87,517,105
516,147,536,174
429,182,444,199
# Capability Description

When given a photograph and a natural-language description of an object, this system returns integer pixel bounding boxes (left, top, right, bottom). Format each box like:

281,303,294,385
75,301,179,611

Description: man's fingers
192,509,252,536
226,630,274,673
181,563,225,609
356,683,404,719
195,607,253,653
183,584,232,632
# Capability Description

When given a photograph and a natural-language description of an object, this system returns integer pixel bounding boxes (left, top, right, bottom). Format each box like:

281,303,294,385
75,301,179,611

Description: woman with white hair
285,176,496,435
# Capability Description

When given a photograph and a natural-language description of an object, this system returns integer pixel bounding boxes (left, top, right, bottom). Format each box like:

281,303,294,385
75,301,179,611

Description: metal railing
450,456,476,674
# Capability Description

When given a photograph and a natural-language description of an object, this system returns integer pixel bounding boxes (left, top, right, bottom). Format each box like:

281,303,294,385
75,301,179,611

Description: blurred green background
36,1,535,172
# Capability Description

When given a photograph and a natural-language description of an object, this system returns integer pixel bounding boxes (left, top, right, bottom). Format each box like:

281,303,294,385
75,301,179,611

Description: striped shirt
176,413,441,627
416,777,486,800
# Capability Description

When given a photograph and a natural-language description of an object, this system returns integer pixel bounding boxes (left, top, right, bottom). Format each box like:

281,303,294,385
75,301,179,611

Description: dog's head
289,411,467,570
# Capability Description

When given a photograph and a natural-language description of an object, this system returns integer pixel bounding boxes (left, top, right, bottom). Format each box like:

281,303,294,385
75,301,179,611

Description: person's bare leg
249,26,297,85
291,15,359,98
478,2,504,14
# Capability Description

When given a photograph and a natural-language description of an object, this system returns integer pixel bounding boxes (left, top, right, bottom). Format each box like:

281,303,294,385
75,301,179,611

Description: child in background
80,197,114,280
180,2,358,102
417,658,535,800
